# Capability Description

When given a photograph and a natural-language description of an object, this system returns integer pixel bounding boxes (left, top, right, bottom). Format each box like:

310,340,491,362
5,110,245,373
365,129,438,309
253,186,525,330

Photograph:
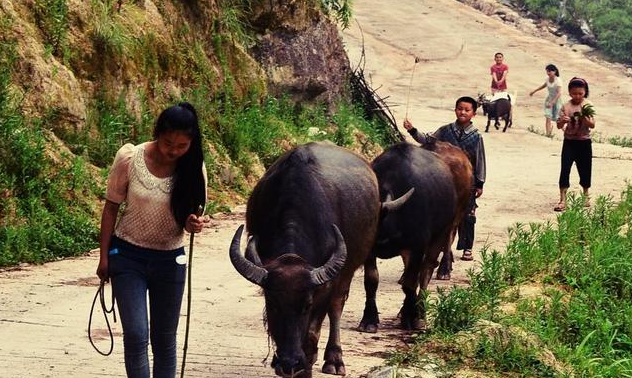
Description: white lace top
105,142,207,250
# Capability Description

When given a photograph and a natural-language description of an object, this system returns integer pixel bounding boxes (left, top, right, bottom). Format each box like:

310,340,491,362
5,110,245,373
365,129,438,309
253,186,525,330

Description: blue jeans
109,236,186,378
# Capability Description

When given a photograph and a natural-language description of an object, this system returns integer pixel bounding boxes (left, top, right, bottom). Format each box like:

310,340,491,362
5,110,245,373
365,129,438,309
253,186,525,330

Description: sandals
460,250,473,261
554,202,566,212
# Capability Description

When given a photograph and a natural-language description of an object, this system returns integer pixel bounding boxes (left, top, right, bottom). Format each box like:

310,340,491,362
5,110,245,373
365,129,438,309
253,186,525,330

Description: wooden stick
405,57,421,120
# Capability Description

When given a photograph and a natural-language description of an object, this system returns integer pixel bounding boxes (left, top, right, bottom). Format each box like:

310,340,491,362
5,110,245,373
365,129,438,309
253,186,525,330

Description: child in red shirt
490,52,508,94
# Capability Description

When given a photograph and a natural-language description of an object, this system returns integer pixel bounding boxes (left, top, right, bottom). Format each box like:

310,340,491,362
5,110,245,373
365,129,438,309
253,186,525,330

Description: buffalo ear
230,225,268,287
381,188,414,212
310,224,347,286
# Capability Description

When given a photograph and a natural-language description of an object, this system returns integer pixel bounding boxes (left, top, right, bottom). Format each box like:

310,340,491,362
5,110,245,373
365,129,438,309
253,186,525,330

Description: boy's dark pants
559,139,592,189
456,191,477,251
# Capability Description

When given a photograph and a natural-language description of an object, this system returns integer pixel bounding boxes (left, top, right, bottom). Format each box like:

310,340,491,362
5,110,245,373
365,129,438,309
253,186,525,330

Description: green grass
387,187,632,377
33,0,69,59
91,0,129,56
608,136,632,148
0,34,99,266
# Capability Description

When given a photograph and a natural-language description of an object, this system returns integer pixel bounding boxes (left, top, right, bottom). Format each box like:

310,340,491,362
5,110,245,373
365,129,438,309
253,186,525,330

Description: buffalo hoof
436,272,451,280
359,306,380,333
485,128,489,133
503,127,507,132
401,316,424,330
275,366,311,378
400,310,425,330
495,124,500,130
322,361,345,376
358,322,378,333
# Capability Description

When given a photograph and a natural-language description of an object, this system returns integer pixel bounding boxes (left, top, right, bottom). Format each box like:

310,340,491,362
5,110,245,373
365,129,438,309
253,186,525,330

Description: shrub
33,0,69,57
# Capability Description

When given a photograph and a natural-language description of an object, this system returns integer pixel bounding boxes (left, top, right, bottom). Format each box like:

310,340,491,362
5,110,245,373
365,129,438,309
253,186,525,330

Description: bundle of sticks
350,50,404,143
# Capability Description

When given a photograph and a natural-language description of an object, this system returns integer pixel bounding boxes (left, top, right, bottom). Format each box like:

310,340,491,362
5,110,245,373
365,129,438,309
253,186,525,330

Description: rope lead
88,280,117,356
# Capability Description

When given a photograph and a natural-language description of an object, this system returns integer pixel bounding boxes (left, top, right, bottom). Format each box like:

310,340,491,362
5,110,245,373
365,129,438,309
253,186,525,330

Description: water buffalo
421,138,473,280
478,93,512,132
230,142,410,377
358,143,457,332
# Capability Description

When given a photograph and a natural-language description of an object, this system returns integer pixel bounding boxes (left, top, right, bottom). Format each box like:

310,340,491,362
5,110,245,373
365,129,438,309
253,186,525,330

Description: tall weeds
400,188,632,377
33,0,69,58
0,32,98,265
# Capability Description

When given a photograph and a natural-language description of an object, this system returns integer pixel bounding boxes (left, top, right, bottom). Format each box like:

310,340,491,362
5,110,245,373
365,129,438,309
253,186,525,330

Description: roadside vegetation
512,0,632,63
0,0,398,267
0,23,98,266
387,187,632,377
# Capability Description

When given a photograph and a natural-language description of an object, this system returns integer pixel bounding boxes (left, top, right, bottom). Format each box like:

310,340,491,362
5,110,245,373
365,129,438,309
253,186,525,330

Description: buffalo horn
229,225,268,286
245,236,263,266
381,188,415,212
310,224,347,286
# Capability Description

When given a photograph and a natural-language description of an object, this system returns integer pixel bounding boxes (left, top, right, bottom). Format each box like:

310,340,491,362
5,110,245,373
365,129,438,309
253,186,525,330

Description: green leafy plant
91,0,129,56
320,0,353,29
387,187,632,377
33,0,69,57
572,104,596,122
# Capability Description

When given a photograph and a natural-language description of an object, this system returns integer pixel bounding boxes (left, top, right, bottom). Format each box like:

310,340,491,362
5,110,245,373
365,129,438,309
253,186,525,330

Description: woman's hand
185,213,211,233
403,119,414,130
96,257,109,282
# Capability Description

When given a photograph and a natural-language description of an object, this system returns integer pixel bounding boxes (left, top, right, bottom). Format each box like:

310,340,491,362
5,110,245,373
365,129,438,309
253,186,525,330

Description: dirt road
2,0,632,377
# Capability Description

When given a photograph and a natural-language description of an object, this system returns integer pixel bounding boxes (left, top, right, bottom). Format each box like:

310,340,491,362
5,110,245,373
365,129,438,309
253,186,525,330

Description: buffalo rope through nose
88,205,203,378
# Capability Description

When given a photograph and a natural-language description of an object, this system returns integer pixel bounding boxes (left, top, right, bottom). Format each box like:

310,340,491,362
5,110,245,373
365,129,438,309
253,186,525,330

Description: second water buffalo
358,143,458,332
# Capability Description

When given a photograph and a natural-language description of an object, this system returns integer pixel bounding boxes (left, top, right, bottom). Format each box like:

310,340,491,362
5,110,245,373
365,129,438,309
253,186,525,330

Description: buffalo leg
399,249,422,330
494,117,500,130
436,251,452,280
437,227,457,280
305,308,328,367
358,255,379,333
322,275,353,375
397,250,411,285
418,243,443,319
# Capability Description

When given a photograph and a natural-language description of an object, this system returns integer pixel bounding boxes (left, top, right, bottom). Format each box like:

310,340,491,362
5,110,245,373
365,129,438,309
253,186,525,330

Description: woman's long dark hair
154,102,206,228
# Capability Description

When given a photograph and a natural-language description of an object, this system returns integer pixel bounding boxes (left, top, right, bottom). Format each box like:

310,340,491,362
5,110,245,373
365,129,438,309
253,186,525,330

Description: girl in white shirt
530,64,563,137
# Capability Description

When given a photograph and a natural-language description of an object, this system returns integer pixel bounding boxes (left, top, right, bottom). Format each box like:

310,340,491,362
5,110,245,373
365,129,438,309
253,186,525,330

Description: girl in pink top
554,78,596,212
490,52,508,93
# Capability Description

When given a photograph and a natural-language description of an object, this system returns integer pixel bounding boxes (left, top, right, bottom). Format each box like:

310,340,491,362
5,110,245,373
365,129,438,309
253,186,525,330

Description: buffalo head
230,224,347,377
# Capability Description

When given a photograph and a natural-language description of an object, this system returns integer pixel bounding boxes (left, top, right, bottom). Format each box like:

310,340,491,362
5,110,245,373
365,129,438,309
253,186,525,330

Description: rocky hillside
0,0,386,265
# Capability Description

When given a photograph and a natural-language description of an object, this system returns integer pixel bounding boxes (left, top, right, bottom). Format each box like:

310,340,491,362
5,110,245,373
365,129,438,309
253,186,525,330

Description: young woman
530,64,563,137
96,102,209,378
554,78,595,212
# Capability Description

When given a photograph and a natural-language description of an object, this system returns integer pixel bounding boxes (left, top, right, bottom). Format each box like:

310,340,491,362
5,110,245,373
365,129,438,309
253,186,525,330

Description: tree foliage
514,0,632,63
